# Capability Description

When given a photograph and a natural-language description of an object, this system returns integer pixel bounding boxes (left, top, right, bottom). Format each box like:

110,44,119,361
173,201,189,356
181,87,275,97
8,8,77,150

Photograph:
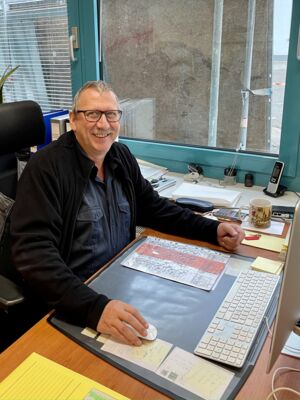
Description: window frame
68,0,300,191
67,0,100,97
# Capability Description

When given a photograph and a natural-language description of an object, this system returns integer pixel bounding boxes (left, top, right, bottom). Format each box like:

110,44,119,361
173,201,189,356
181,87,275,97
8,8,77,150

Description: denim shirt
68,161,131,281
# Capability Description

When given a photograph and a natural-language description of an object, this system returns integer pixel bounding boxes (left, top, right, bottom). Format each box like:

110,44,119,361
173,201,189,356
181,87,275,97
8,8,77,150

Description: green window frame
68,0,300,191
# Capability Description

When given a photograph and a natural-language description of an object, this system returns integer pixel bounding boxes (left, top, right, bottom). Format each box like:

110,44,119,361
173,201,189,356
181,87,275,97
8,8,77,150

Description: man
10,81,244,346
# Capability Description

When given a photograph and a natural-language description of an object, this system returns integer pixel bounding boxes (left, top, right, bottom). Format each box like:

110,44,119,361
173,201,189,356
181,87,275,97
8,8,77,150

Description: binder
39,110,69,149
50,113,70,141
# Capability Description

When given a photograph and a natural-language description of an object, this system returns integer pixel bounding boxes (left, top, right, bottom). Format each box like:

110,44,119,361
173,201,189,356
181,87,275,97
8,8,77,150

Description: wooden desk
1,230,299,399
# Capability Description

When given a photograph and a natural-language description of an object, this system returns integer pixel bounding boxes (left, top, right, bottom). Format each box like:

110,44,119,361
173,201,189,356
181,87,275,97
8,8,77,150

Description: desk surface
1,230,299,399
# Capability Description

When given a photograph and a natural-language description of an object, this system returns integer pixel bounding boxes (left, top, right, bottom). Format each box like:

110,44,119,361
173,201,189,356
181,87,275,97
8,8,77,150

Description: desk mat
49,236,280,400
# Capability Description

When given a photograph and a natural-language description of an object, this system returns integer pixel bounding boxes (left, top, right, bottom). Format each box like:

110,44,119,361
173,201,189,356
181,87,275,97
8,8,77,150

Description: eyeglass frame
76,109,123,122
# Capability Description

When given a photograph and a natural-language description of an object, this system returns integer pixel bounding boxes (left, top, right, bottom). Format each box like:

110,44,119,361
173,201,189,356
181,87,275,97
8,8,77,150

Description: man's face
69,88,121,161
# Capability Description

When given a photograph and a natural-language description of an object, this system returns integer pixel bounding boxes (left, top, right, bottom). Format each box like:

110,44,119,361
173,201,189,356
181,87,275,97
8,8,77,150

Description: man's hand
217,222,245,251
97,300,148,346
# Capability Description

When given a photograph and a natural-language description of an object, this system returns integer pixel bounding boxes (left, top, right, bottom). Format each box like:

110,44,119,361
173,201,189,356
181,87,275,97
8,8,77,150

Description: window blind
0,0,72,112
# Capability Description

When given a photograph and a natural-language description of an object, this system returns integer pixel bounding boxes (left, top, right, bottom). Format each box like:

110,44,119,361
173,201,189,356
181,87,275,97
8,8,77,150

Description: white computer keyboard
194,270,280,368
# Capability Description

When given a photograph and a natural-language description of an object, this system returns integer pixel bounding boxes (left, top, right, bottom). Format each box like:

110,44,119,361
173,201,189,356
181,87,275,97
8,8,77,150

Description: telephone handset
263,161,286,197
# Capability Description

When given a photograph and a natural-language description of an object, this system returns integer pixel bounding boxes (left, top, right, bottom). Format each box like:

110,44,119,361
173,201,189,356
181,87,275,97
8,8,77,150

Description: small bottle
244,173,254,187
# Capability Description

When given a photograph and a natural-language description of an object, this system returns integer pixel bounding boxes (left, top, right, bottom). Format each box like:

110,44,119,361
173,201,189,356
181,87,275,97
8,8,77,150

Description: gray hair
71,80,119,112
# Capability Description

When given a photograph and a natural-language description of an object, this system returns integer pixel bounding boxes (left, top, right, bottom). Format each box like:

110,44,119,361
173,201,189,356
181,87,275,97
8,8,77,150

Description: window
271,0,292,153
101,0,291,155
0,0,72,112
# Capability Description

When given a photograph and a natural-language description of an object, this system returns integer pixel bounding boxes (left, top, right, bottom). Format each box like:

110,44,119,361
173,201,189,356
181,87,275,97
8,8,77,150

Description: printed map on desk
121,237,230,291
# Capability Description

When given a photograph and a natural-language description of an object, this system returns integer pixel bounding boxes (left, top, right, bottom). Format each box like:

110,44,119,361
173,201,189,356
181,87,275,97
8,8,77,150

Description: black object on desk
175,197,214,213
263,185,287,197
49,237,280,400
272,205,295,219
244,173,254,187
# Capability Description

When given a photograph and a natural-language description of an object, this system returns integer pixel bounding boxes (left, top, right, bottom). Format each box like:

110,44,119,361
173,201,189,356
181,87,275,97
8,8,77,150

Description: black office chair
0,100,45,351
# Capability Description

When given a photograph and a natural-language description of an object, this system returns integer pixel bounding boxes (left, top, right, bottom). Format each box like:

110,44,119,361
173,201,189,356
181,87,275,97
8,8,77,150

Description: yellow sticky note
251,256,284,275
242,231,284,252
81,327,98,338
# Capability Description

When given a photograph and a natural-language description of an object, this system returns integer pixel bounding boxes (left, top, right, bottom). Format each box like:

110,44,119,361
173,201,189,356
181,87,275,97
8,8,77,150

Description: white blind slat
0,0,72,112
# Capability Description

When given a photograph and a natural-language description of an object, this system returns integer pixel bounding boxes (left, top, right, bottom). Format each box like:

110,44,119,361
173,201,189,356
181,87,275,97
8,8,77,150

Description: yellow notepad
242,231,284,252
251,256,284,275
0,352,129,400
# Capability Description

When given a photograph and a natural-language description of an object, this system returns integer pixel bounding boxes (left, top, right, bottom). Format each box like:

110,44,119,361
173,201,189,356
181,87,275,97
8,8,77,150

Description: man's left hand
217,222,245,251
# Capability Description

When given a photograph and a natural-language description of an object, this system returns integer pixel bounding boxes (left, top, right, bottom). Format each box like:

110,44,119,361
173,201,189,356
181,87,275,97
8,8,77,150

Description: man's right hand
96,300,149,345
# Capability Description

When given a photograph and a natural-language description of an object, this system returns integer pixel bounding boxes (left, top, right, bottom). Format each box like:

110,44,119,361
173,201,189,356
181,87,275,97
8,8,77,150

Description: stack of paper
251,256,284,275
137,158,168,180
172,182,241,207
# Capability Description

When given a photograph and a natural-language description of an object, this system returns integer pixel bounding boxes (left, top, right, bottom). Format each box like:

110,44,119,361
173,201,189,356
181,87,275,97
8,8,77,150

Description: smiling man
10,81,244,346
70,86,121,175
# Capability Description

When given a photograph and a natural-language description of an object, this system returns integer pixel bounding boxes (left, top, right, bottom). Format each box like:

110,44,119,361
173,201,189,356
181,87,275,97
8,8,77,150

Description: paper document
157,347,234,400
121,237,230,291
172,182,241,207
241,217,284,235
101,337,173,372
0,352,129,400
137,158,168,180
282,331,300,358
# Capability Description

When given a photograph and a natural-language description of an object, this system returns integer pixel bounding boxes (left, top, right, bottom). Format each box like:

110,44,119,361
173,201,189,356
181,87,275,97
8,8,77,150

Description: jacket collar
60,131,124,179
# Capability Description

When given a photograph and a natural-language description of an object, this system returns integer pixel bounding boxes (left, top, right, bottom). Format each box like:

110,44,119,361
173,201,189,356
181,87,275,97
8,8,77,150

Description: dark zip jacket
10,131,220,329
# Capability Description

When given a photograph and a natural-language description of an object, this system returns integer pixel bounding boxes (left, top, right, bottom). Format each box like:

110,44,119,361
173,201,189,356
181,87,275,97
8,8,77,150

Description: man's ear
69,111,77,132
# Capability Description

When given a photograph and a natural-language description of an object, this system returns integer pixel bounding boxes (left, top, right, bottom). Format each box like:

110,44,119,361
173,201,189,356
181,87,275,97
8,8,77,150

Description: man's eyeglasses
76,109,122,122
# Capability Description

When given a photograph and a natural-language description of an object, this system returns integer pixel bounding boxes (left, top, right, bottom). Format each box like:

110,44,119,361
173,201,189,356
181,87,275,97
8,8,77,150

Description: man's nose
96,113,110,128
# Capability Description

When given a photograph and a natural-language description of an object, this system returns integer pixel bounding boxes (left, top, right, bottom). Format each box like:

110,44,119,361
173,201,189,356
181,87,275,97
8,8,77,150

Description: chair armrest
0,274,25,309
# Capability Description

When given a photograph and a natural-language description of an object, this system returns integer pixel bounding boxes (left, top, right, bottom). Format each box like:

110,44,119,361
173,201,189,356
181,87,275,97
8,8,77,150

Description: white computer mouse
126,323,158,341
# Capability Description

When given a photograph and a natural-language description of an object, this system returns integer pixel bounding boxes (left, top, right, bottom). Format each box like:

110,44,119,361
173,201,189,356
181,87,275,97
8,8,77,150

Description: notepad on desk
251,256,284,275
0,352,129,400
171,182,241,207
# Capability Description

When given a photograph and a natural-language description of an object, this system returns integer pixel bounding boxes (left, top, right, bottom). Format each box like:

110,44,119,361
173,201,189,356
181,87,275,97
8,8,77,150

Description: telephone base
263,185,287,198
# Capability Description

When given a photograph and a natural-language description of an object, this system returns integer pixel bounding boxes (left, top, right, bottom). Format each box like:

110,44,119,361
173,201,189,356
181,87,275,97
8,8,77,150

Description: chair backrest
0,101,45,198
0,100,45,281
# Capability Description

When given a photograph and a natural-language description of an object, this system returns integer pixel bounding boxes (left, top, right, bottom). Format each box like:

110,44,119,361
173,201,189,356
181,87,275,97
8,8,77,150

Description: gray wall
102,0,272,152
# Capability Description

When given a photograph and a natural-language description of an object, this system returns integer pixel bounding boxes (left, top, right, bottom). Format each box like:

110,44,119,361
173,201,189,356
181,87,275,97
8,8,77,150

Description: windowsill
157,171,299,208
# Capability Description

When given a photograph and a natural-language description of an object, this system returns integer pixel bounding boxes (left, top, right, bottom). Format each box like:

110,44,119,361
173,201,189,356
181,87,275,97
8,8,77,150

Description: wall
102,0,272,152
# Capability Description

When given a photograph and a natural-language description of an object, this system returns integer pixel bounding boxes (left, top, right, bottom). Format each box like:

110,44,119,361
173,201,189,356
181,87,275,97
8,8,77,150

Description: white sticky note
157,347,234,400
